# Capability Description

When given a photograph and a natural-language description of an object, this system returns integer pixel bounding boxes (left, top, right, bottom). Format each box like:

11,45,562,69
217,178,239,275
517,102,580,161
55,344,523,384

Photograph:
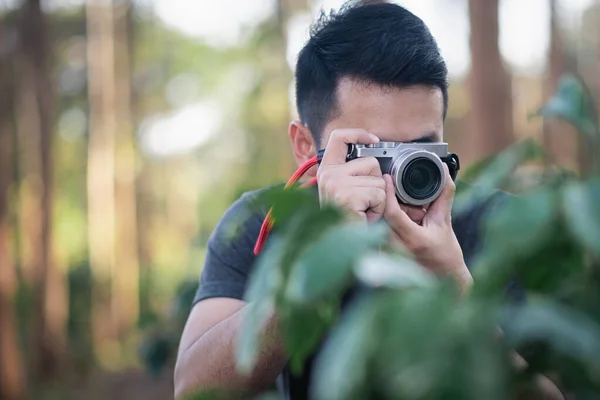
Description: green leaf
472,189,554,292
260,200,346,293
562,178,600,255
237,190,348,373
482,189,556,259
310,294,381,400
184,388,251,400
453,138,543,217
374,290,507,400
557,273,600,324
244,235,285,303
474,188,584,295
284,221,389,303
276,206,345,275
252,393,283,400
235,298,275,374
456,153,497,186
236,236,285,373
500,297,600,384
282,300,339,375
313,287,509,400
312,285,507,400
252,184,321,227
537,73,599,139
354,252,436,289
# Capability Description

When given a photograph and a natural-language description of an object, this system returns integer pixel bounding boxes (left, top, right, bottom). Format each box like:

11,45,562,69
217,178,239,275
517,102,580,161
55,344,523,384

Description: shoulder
192,185,280,304
207,186,276,254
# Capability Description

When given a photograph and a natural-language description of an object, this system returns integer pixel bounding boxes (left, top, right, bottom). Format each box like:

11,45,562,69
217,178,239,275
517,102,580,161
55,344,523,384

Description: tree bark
542,0,578,172
19,0,66,380
113,0,140,341
87,0,141,360
577,0,600,175
468,0,514,161
86,0,118,363
0,19,27,400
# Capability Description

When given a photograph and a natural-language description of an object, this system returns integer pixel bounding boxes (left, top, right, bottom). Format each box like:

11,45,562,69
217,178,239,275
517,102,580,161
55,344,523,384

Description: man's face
319,77,445,222
320,77,444,147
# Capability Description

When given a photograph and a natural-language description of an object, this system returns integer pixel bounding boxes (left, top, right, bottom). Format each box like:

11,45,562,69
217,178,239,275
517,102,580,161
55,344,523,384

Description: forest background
0,0,599,399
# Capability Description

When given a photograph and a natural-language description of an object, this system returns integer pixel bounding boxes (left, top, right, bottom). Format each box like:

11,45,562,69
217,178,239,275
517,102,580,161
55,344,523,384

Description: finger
356,187,386,214
320,129,379,167
366,187,387,222
337,190,385,223
334,186,386,212
349,175,386,190
424,163,456,225
340,157,382,177
399,203,428,224
383,174,419,238
320,175,386,203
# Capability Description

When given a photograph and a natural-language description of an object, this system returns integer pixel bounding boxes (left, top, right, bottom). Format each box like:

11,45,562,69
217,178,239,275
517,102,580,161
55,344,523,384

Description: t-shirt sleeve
192,192,266,306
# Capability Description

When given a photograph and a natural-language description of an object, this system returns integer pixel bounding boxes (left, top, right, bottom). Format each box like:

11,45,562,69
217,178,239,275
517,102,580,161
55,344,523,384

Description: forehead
321,77,444,144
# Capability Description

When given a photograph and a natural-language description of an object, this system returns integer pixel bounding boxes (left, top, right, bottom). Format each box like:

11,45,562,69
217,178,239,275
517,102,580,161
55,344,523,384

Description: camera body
347,142,460,206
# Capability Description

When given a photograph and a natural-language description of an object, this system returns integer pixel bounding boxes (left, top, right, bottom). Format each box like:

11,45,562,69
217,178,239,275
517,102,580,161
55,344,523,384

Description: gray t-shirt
192,185,514,399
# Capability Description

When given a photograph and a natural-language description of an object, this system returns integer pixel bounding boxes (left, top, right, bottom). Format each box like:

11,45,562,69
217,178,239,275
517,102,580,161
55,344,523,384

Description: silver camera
347,142,460,206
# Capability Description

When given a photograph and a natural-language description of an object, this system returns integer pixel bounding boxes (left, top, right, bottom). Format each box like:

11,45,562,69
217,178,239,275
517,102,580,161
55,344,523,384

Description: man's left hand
382,164,473,293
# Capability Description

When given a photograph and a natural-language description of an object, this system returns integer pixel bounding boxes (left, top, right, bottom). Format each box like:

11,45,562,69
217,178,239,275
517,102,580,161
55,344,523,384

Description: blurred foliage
129,7,295,379
2,1,295,396
67,262,94,371
3,0,600,398
537,74,599,140
536,73,600,176
138,279,197,376
180,73,600,400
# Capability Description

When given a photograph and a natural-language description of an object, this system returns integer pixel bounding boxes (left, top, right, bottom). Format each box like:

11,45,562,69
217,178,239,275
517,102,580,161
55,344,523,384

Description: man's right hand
317,129,386,223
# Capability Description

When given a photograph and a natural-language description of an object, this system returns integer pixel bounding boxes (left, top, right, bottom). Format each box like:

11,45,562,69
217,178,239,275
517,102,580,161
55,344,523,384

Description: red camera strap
253,156,319,255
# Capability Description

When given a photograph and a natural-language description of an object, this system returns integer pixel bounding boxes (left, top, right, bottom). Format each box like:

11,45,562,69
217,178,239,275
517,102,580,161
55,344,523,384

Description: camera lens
401,158,441,200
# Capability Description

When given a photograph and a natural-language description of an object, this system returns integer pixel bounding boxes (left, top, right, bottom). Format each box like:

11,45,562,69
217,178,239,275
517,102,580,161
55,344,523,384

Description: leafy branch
212,74,600,399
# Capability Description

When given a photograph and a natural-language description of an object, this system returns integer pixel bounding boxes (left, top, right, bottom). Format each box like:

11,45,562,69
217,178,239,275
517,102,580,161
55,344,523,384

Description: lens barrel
390,149,445,206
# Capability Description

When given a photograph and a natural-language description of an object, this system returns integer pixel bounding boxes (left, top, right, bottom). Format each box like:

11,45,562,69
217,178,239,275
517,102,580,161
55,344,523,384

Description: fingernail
369,133,380,142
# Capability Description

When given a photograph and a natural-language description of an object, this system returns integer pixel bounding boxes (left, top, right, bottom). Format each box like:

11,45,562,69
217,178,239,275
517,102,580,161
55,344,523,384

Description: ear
289,120,318,177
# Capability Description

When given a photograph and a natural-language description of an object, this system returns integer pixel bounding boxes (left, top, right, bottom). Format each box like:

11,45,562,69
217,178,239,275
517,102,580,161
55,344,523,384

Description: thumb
383,174,417,238
423,164,455,225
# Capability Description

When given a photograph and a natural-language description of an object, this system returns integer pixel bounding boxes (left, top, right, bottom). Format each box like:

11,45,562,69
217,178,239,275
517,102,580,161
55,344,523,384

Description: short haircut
295,1,449,147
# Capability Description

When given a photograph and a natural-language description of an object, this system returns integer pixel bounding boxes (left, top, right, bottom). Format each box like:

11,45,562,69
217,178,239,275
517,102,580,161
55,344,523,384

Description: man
174,2,563,399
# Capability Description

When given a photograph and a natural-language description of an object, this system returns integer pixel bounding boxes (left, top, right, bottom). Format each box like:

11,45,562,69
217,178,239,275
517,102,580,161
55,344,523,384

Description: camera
347,142,460,206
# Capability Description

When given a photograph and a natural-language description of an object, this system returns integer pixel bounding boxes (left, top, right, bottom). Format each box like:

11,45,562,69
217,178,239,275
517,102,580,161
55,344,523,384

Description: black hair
295,1,449,147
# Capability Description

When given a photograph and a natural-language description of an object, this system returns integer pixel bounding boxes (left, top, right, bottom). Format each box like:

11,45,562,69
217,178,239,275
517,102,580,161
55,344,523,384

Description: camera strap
253,155,319,255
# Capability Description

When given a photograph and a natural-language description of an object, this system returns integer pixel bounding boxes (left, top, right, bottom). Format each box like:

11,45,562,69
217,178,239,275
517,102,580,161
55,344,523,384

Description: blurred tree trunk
14,4,45,380
86,0,118,362
87,0,140,361
542,0,578,171
468,0,514,160
19,0,66,380
545,0,567,109
136,163,153,323
578,1,600,175
276,0,304,177
113,0,140,341
0,21,27,400
14,4,42,289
